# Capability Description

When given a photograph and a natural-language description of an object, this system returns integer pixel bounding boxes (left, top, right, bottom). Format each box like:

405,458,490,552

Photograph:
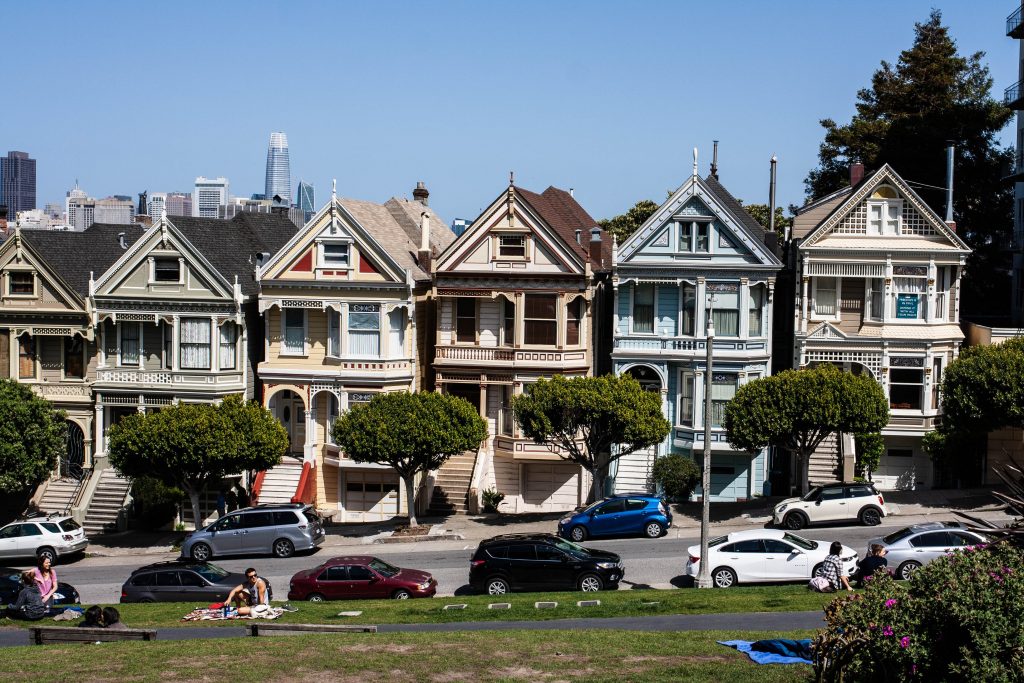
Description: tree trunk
403,474,418,528
798,449,812,496
186,486,204,531
589,466,602,504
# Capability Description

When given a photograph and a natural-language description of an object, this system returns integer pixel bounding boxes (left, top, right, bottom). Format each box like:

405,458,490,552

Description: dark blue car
557,494,672,541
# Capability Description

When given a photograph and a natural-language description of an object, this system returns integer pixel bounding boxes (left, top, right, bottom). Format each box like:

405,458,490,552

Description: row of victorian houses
0,160,974,530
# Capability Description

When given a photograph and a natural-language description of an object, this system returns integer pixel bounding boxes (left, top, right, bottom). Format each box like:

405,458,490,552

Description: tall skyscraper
148,192,167,219
0,151,37,218
192,176,229,218
65,183,92,230
165,192,192,216
297,180,314,222
264,132,291,204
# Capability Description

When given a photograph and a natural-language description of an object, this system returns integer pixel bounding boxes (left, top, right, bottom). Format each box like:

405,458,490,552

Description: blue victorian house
611,161,782,501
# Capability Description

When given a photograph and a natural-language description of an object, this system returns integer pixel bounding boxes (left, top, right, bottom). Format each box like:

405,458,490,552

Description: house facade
430,182,611,514
612,171,782,501
791,164,970,491
256,189,452,521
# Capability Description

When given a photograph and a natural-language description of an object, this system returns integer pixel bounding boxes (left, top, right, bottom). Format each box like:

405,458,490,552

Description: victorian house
256,186,452,521
790,164,970,491
430,182,611,514
612,168,782,501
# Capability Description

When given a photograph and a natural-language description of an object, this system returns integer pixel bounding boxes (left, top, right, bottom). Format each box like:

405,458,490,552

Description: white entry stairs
257,458,304,505
37,478,82,516
83,470,132,535
427,450,477,515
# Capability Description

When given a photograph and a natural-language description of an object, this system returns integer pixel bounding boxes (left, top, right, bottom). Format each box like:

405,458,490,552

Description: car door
207,513,244,555
174,570,210,601
152,570,182,601
814,488,847,521
238,511,275,554
763,539,809,581
622,499,651,534
316,565,349,600
589,500,626,536
0,525,22,559
346,564,388,599
506,544,539,589
717,540,765,582
535,544,575,590
908,531,954,564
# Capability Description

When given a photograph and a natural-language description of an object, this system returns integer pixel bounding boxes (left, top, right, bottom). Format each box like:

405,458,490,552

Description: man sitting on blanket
226,568,271,616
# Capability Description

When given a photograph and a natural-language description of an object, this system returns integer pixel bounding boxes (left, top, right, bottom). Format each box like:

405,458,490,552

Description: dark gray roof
703,175,767,242
21,224,146,297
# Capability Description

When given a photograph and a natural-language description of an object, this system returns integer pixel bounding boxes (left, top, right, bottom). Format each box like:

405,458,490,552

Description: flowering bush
813,541,1024,682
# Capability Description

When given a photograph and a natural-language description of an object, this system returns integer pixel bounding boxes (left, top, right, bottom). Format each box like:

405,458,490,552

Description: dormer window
677,220,711,253
7,271,34,296
154,258,181,282
322,243,350,267
498,234,526,258
867,186,902,235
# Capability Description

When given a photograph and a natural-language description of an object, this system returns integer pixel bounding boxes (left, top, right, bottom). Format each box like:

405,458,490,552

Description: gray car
868,522,989,580
181,504,325,561
121,561,245,603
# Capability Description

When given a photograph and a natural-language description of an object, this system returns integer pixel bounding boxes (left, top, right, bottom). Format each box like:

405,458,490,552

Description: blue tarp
717,639,813,665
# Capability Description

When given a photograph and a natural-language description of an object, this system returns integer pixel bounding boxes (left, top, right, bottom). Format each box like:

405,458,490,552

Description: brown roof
513,186,610,271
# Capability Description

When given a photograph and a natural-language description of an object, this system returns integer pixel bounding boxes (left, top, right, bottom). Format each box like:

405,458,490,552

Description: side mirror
368,575,379,583
791,548,804,555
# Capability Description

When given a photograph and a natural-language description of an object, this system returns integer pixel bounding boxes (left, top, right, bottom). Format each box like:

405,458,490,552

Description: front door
62,422,86,479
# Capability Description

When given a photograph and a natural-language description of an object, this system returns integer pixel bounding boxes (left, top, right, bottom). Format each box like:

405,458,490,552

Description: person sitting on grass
226,568,270,616
855,544,889,586
78,605,104,628
6,571,48,621
102,606,128,630
820,541,853,592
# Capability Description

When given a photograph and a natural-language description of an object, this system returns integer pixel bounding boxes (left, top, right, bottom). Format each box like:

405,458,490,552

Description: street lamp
697,293,716,589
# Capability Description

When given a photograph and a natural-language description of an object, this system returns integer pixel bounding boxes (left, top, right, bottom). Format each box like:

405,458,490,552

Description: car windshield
579,500,608,514
782,533,817,550
801,487,823,502
58,519,81,532
549,537,589,556
368,559,400,577
188,563,230,582
883,528,916,544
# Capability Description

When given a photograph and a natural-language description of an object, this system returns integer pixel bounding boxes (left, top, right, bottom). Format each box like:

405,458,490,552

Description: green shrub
649,454,700,502
481,489,505,513
130,476,183,530
814,541,1024,682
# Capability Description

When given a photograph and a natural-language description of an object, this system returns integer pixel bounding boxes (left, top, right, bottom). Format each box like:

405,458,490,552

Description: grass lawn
0,628,817,682
3,585,833,629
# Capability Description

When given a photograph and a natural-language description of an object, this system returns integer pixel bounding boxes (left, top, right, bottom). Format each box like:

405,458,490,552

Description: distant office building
94,197,135,224
451,217,473,237
43,203,63,220
0,151,36,218
297,180,314,222
193,176,229,218
137,191,148,216
250,193,266,201
148,192,167,218
65,184,93,230
264,132,291,205
220,196,304,228
165,191,192,216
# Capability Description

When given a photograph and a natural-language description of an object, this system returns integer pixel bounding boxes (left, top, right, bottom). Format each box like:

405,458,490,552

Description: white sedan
685,529,858,588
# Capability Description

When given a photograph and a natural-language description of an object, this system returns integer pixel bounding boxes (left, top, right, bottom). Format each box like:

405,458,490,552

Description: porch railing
290,462,317,505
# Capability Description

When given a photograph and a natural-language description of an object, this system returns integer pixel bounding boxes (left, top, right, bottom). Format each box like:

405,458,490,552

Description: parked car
120,561,246,603
0,515,89,562
685,529,858,588
868,522,989,580
0,567,80,606
287,556,437,601
558,494,672,541
772,482,889,530
180,503,325,561
469,533,624,595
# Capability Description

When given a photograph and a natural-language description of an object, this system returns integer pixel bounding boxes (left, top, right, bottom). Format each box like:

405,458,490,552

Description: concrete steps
427,451,477,515
83,470,132,535
256,458,304,505
38,478,82,515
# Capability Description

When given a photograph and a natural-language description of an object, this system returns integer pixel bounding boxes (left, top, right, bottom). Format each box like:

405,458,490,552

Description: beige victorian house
256,186,452,521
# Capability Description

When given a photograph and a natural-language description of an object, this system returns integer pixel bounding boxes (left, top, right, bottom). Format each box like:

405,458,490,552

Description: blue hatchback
557,494,672,541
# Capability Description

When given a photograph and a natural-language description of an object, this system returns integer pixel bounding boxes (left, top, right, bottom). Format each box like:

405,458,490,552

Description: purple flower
900,636,910,648
912,664,918,674
882,626,894,636
884,599,898,608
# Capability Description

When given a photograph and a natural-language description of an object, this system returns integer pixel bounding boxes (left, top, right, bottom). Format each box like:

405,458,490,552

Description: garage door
874,448,931,491
344,470,400,522
709,453,750,502
523,463,580,512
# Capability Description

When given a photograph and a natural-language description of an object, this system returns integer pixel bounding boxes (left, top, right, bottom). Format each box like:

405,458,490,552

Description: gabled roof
514,186,610,270
20,224,146,296
703,175,767,243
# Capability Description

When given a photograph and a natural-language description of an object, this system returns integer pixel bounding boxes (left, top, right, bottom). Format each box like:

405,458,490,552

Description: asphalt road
17,523,897,604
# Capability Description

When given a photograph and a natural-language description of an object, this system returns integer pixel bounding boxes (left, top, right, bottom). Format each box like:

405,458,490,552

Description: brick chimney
850,163,865,187
413,181,429,206
589,227,603,268
945,220,957,233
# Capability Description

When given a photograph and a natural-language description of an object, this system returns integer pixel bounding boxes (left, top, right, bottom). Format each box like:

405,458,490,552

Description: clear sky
4,0,1019,225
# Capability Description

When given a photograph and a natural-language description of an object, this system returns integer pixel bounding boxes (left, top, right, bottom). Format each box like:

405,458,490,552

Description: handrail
250,470,267,506
467,442,490,515
1008,4,1023,35
65,466,92,515
290,462,317,505
1005,80,1022,107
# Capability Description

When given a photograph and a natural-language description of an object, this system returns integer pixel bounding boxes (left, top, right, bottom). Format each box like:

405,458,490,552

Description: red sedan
287,556,437,601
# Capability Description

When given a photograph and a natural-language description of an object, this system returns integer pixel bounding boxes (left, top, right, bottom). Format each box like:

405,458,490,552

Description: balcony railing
436,346,515,362
1005,80,1023,109
1009,4,1024,37
30,383,91,401
435,346,587,365
96,369,244,387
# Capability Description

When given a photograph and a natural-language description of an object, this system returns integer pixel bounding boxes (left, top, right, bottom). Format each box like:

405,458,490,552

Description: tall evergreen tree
804,10,1013,315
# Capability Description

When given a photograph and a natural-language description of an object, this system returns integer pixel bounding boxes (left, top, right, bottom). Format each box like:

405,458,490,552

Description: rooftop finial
509,170,514,186
693,147,698,177
331,178,337,200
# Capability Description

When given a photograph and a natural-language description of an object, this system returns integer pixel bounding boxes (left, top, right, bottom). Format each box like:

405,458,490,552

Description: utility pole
697,293,716,588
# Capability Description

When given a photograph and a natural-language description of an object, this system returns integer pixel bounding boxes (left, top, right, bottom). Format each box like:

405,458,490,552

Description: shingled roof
514,186,611,271
21,224,145,297
703,175,767,243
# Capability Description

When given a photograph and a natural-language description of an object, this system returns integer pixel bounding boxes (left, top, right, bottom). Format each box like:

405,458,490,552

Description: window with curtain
894,277,926,320
63,336,84,379
388,308,405,357
681,283,696,335
711,373,737,427
348,304,380,356
748,284,765,337
566,298,583,345
865,279,884,321
813,277,838,317
180,318,211,369
162,322,173,369
327,309,341,357
679,372,694,427
283,309,305,355
120,323,141,366
632,283,655,334
456,298,476,343
524,294,557,345
710,284,739,337
502,298,515,346
219,322,237,370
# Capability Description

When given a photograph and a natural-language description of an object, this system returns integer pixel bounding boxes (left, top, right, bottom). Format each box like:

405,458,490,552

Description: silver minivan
181,504,325,561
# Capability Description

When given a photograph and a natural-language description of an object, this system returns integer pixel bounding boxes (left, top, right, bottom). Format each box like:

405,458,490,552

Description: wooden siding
837,278,865,335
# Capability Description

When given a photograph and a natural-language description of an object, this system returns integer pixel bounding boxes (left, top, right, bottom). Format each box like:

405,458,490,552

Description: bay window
812,277,838,318
748,284,765,337
282,309,305,355
219,322,237,370
566,297,583,346
632,283,655,334
680,283,696,335
327,309,341,357
180,318,211,369
388,308,406,357
889,366,924,410
348,304,380,356
120,322,141,366
456,298,476,343
524,294,557,345
893,277,926,320
679,372,694,427
710,283,739,337
710,373,738,427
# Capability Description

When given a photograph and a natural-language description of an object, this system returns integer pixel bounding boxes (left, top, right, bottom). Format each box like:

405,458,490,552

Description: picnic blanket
718,639,814,665
182,607,285,622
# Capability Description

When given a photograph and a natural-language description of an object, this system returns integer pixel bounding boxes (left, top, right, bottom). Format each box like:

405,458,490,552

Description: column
303,408,316,463
556,293,566,349
800,276,809,334
210,316,220,372
739,278,749,339
94,402,105,457
883,257,893,323
98,322,107,369
514,291,524,348
696,278,706,337
171,315,180,372
926,257,937,323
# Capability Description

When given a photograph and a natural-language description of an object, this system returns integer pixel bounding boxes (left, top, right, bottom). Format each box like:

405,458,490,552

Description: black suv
120,561,246,603
469,533,624,595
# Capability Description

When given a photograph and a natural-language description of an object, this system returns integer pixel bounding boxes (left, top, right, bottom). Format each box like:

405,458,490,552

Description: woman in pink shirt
33,556,57,608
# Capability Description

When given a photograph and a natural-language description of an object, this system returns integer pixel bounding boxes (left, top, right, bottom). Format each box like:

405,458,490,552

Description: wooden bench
249,622,377,637
30,626,157,645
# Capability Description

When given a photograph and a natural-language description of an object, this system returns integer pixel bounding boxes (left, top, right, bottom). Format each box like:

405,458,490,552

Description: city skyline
264,132,291,204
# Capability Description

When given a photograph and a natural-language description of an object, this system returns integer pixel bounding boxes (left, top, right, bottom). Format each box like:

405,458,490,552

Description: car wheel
190,542,212,562
812,563,825,578
273,538,295,559
570,526,587,542
486,577,510,595
644,521,664,539
578,573,604,592
712,567,738,588
392,589,412,600
784,511,808,530
138,598,155,604
859,507,882,526
307,593,326,603
897,561,921,581
36,547,56,564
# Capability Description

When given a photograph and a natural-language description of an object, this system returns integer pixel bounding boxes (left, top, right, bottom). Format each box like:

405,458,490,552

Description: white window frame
347,303,381,357
811,276,841,321
631,283,656,335
219,322,237,370
318,241,351,268
867,197,902,236
677,370,695,427
864,278,884,322
710,372,738,428
118,322,142,367
677,220,712,254
150,256,183,284
747,283,766,338
679,281,697,336
5,270,37,298
327,309,341,358
892,276,927,321
280,309,308,357
179,318,212,370
889,363,926,412
565,296,584,347
496,234,528,259
387,307,406,359
500,297,515,347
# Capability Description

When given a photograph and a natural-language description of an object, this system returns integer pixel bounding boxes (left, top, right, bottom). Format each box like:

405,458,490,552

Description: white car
0,515,89,562
685,529,858,588
772,482,889,530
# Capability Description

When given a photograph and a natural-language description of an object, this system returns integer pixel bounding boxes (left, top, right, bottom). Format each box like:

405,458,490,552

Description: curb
371,533,465,544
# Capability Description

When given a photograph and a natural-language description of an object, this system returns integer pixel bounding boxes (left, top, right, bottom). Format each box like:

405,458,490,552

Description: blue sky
4,1,1019,225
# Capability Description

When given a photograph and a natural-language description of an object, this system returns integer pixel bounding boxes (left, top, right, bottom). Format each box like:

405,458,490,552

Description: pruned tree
738,202,791,241
0,379,67,494
108,395,287,529
724,365,889,494
333,391,487,527
512,374,670,502
599,199,659,244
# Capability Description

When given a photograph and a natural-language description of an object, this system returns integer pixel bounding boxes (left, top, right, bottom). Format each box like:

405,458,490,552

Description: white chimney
420,212,430,252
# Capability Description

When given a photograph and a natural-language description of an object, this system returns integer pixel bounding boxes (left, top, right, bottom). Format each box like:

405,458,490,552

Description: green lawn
0,628,817,682
6,585,833,629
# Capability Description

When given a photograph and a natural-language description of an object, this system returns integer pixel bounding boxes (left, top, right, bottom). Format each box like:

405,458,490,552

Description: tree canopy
0,379,67,495
939,337,1024,434
333,391,487,527
803,10,1013,315
724,365,889,494
739,202,791,241
599,199,659,244
108,395,287,529
512,374,670,501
